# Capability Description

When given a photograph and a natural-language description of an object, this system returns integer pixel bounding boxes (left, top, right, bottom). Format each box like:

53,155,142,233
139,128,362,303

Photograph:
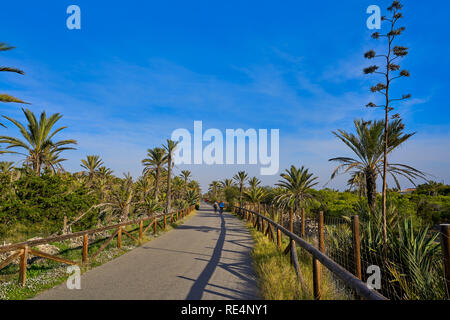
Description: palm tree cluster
0,109,201,234
205,166,320,227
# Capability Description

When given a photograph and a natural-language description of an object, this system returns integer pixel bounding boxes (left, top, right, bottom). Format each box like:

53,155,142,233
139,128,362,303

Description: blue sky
1,0,449,192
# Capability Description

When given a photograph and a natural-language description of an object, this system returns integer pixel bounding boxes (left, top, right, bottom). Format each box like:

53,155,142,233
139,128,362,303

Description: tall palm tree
220,178,234,189
275,165,319,212
163,139,179,213
180,170,191,195
248,176,261,190
0,43,29,107
329,119,425,215
233,171,248,207
142,147,167,200
81,155,104,182
209,180,220,200
0,108,77,174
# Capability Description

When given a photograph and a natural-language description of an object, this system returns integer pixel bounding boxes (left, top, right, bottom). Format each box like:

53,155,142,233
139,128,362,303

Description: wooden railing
0,206,195,286
231,205,388,300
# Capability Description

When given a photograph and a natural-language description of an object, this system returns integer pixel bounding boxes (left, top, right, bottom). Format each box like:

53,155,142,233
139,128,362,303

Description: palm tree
180,170,191,195
140,197,162,217
347,171,367,198
0,161,14,174
142,147,167,200
171,176,185,199
233,171,248,207
0,108,77,174
163,139,179,213
188,180,201,194
220,178,234,189
0,43,29,108
248,176,261,190
185,189,201,206
81,155,104,182
136,175,153,199
275,165,318,212
103,174,134,222
209,180,220,200
244,187,266,211
42,147,67,174
98,166,113,179
329,119,425,215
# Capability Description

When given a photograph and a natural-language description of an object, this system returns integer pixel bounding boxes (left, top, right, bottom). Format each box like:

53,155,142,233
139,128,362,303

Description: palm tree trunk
166,157,172,213
33,157,40,175
154,168,160,200
365,170,377,212
239,185,243,207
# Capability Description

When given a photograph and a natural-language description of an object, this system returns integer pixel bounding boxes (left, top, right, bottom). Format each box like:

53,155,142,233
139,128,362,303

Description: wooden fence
0,206,195,286
232,205,388,300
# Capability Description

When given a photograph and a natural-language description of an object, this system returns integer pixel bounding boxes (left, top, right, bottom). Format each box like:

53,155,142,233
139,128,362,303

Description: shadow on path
185,212,226,300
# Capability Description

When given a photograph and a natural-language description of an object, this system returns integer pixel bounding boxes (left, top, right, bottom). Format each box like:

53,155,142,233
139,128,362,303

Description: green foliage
0,173,97,240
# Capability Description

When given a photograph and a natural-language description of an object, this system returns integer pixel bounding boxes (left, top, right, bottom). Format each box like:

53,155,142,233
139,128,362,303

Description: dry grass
247,223,349,300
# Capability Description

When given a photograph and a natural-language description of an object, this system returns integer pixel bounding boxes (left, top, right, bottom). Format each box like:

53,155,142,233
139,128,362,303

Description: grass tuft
246,220,349,300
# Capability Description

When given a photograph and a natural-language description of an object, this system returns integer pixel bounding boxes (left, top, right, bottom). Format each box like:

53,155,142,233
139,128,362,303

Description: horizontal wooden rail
233,206,387,301
0,208,193,253
0,205,196,286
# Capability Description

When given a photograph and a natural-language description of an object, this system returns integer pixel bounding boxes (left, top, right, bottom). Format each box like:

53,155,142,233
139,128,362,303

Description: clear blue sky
1,0,449,192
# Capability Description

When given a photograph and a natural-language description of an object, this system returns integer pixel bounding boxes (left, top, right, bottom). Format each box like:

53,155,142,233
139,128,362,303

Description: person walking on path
213,201,218,213
219,201,225,214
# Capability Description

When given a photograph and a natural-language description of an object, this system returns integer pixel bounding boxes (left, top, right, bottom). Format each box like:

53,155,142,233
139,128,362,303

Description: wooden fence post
139,220,143,242
318,211,324,252
19,245,28,286
440,224,450,299
313,211,324,300
82,234,89,264
164,216,167,230
301,208,306,238
154,218,157,234
290,207,294,233
352,216,362,280
277,228,281,249
117,227,122,249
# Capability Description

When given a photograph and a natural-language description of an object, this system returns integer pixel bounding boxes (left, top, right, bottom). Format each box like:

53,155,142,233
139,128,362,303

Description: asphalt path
34,203,259,300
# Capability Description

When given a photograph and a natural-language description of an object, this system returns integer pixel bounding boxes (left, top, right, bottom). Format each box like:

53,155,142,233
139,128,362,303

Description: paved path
34,203,259,300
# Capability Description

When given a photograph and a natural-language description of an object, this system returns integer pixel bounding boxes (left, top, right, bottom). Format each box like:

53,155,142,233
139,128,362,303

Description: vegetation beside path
235,211,347,300
0,209,196,300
